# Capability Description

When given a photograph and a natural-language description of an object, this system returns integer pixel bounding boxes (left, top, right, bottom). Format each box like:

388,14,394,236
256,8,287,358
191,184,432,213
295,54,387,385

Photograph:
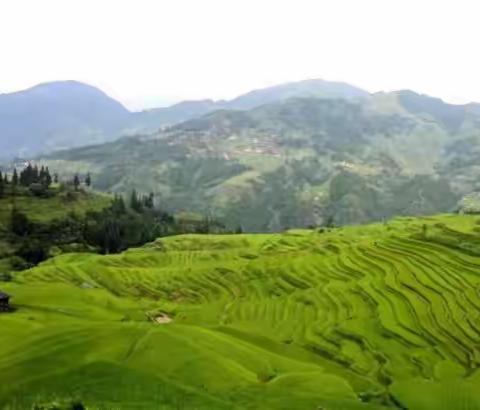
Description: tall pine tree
44,167,52,187
0,171,4,198
33,165,39,183
130,189,143,212
73,174,80,191
12,168,18,186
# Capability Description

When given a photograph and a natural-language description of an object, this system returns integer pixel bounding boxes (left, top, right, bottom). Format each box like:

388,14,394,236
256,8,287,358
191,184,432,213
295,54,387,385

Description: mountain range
32,81,480,231
0,79,367,158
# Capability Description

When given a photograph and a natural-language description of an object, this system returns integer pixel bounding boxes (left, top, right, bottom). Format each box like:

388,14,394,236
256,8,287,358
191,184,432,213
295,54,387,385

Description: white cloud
0,0,479,110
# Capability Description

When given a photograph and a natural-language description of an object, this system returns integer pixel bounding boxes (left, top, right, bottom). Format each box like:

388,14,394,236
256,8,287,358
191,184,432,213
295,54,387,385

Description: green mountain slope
44,91,478,231
2,214,480,408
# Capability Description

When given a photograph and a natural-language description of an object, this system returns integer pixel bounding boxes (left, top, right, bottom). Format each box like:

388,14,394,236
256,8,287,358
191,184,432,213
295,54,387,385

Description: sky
0,0,479,111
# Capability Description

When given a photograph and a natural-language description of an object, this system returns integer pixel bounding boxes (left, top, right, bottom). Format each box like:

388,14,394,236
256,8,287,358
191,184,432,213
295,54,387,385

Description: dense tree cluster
19,163,52,187
130,189,154,212
82,193,175,254
0,164,53,194
0,165,92,198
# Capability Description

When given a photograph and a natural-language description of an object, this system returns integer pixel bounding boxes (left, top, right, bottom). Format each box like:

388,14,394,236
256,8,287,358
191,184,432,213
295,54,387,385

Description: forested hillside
43,90,480,231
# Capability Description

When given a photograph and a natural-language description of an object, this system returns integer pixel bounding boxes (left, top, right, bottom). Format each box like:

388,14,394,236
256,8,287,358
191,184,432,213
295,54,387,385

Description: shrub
28,183,48,197
9,255,30,271
0,272,13,282
32,399,85,410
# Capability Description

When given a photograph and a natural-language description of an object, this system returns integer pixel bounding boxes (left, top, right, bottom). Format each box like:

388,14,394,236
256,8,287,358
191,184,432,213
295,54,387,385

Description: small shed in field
0,291,10,312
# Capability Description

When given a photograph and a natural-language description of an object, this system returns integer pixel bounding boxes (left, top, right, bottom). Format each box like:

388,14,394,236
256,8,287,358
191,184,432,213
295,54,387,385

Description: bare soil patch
155,313,172,324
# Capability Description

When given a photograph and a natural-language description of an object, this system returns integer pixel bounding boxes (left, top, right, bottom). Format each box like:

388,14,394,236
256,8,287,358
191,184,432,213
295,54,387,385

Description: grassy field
0,187,111,227
2,214,480,408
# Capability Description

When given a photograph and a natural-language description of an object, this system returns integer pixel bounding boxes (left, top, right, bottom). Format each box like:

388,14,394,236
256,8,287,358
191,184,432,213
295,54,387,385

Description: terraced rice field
2,214,480,409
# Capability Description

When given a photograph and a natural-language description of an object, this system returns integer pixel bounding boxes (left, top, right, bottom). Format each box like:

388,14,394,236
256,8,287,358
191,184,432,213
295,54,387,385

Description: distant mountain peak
32,80,94,89
0,80,130,158
225,78,369,110
5,80,109,97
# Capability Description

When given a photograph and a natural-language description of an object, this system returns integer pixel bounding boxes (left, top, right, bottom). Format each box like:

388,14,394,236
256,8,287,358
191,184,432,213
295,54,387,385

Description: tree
17,238,48,265
19,163,39,186
12,168,18,186
130,189,143,212
73,174,80,191
112,194,126,214
39,166,46,183
44,167,52,187
37,165,52,187
10,208,31,236
85,172,91,187
0,172,4,198
19,164,29,186
33,165,39,182
53,173,59,184
144,192,154,209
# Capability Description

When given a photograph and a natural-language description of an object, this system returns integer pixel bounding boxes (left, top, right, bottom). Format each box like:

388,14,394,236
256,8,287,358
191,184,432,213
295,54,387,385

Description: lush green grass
2,214,480,408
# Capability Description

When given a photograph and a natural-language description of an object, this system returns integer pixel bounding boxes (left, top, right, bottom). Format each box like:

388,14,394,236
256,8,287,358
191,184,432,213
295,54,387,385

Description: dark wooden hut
0,291,10,312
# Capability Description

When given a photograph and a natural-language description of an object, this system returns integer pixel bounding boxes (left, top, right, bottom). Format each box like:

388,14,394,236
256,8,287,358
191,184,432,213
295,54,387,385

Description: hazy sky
1,0,479,110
